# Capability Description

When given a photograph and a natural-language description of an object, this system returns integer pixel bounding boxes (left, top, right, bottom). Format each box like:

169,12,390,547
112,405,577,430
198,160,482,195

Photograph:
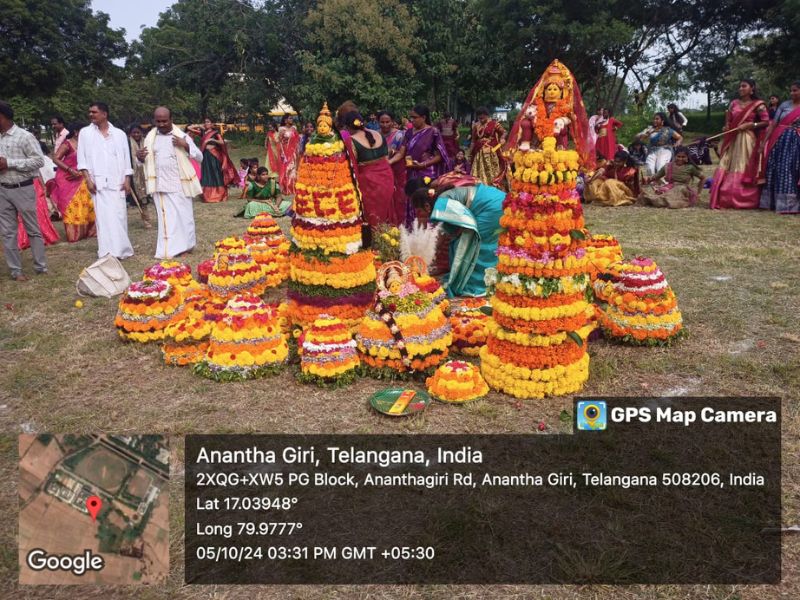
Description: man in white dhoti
77,102,134,259
136,107,202,259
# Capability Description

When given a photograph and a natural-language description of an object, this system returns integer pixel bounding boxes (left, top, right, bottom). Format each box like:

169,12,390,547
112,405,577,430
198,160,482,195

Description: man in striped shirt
0,100,47,281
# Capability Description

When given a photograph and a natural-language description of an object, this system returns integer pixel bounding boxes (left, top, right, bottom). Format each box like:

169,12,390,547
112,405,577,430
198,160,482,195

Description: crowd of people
1,77,798,283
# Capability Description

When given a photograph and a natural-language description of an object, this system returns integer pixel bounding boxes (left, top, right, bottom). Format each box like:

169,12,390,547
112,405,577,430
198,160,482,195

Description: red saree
596,118,623,160
278,126,300,195
18,180,60,249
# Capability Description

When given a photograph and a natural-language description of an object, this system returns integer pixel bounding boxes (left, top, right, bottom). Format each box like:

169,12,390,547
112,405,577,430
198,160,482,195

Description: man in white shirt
77,102,134,259
136,106,203,259
51,116,68,154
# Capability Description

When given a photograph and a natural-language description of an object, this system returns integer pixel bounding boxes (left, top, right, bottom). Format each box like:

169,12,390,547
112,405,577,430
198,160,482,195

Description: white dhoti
153,191,196,259
92,189,133,259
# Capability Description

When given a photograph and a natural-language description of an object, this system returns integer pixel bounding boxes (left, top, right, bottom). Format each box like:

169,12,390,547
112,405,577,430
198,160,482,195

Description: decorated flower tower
287,103,376,331
480,60,596,399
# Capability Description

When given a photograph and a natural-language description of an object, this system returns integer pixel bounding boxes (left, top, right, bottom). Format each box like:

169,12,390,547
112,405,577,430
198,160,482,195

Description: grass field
0,154,798,597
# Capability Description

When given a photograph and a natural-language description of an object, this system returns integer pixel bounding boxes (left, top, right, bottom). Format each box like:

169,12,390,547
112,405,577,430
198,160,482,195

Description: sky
91,0,171,43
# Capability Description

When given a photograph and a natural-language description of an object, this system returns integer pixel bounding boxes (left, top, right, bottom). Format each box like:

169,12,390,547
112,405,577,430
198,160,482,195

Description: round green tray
369,388,431,417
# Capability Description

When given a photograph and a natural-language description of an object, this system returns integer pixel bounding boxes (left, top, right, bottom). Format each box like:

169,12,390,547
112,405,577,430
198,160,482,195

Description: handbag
76,254,131,298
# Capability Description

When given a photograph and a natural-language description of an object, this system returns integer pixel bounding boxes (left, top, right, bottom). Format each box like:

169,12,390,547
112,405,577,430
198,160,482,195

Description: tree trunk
706,89,711,123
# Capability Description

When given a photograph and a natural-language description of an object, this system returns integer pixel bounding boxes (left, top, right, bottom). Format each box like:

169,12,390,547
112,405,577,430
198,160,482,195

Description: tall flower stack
207,237,270,300
480,59,595,399
244,213,290,288
115,280,187,343
195,294,288,381
356,262,452,375
287,103,376,331
298,315,360,386
593,257,684,345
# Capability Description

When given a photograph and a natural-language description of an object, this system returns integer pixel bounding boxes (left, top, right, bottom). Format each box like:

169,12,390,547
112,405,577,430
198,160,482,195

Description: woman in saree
637,112,682,176
379,110,408,225
343,111,399,228
595,109,623,161
190,118,238,202
50,123,96,242
436,111,460,159
238,167,289,218
278,115,300,195
638,146,704,209
469,106,506,186
409,179,504,297
128,125,148,205
584,150,639,206
264,121,281,175
397,104,453,183
18,142,60,249
709,79,770,209
759,81,800,214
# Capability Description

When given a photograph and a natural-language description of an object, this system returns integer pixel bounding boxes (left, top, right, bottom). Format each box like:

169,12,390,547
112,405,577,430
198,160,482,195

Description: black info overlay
185,397,780,585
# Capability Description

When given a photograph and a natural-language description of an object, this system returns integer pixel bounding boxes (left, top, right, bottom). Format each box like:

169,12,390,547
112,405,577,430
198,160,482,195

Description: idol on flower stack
584,234,623,281
161,291,212,366
480,59,596,399
426,360,489,403
593,257,684,345
243,213,290,288
195,294,288,381
356,261,452,375
405,256,448,314
207,237,270,300
287,103,376,331
298,314,360,386
115,279,187,343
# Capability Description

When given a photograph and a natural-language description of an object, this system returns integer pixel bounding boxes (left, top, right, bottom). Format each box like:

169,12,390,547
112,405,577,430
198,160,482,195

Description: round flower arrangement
356,262,452,376
426,360,489,403
593,257,684,345
298,315,360,386
195,294,288,381
449,298,491,356
115,279,186,343
287,103,376,331
207,248,269,300
144,260,196,291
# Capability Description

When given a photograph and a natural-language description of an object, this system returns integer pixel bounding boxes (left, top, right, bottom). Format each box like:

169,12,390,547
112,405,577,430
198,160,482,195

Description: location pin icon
86,496,102,522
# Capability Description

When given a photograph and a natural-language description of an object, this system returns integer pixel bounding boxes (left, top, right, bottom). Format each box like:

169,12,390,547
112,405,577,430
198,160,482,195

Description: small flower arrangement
115,279,186,343
426,360,489,403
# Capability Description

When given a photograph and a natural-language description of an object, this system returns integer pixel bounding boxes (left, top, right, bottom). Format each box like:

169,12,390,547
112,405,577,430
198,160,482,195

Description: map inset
19,434,169,585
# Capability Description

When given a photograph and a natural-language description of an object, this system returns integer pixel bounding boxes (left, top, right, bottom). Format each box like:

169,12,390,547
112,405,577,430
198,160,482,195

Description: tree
293,0,421,116
754,0,800,90
129,0,282,118
0,0,126,98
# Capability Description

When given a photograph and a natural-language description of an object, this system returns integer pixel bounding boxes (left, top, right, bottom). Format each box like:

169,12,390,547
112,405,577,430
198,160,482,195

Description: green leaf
566,331,583,346
569,229,587,241
478,306,493,316
559,409,572,423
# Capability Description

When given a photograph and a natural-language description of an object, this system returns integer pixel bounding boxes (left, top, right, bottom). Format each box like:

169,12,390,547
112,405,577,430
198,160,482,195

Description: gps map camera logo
577,400,607,431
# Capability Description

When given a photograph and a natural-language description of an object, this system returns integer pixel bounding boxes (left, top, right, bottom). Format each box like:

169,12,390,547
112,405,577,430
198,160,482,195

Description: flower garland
115,279,186,343
426,360,489,403
195,294,288,382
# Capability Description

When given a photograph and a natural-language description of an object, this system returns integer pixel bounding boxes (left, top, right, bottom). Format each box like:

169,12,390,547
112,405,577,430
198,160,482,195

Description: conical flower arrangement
480,60,595,399
115,279,187,343
244,213,290,288
287,102,376,331
207,237,269,300
298,315,360,386
161,291,212,366
593,257,684,345
195,294,288,381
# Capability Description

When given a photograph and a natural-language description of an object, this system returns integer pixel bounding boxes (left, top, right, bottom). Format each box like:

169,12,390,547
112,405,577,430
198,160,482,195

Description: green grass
1,176,798,599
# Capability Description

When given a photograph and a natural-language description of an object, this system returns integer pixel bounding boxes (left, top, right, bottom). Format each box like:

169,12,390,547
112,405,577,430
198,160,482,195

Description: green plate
369,388,431,417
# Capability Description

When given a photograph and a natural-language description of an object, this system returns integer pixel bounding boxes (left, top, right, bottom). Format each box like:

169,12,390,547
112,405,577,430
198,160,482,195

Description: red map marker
86,496,102,522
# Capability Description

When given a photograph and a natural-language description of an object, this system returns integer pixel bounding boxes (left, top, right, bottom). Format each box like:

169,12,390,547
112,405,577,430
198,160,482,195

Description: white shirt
153,130,202,193
39,156,56,183
77,122,132,190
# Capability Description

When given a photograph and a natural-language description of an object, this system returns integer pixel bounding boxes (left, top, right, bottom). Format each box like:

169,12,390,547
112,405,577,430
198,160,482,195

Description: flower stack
593,257,684,345
287,102,376,331
207,238,269,300
144,260,198,293
480,59,594,399
197,259,214,284
356,262,452,375
115,280,186,343
161,291,212,366
299,315,360,385
244,213,290,288
405,256,448,313
195,294,288,381
449,298,491,356
426,360,489,403
585,234,623,281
